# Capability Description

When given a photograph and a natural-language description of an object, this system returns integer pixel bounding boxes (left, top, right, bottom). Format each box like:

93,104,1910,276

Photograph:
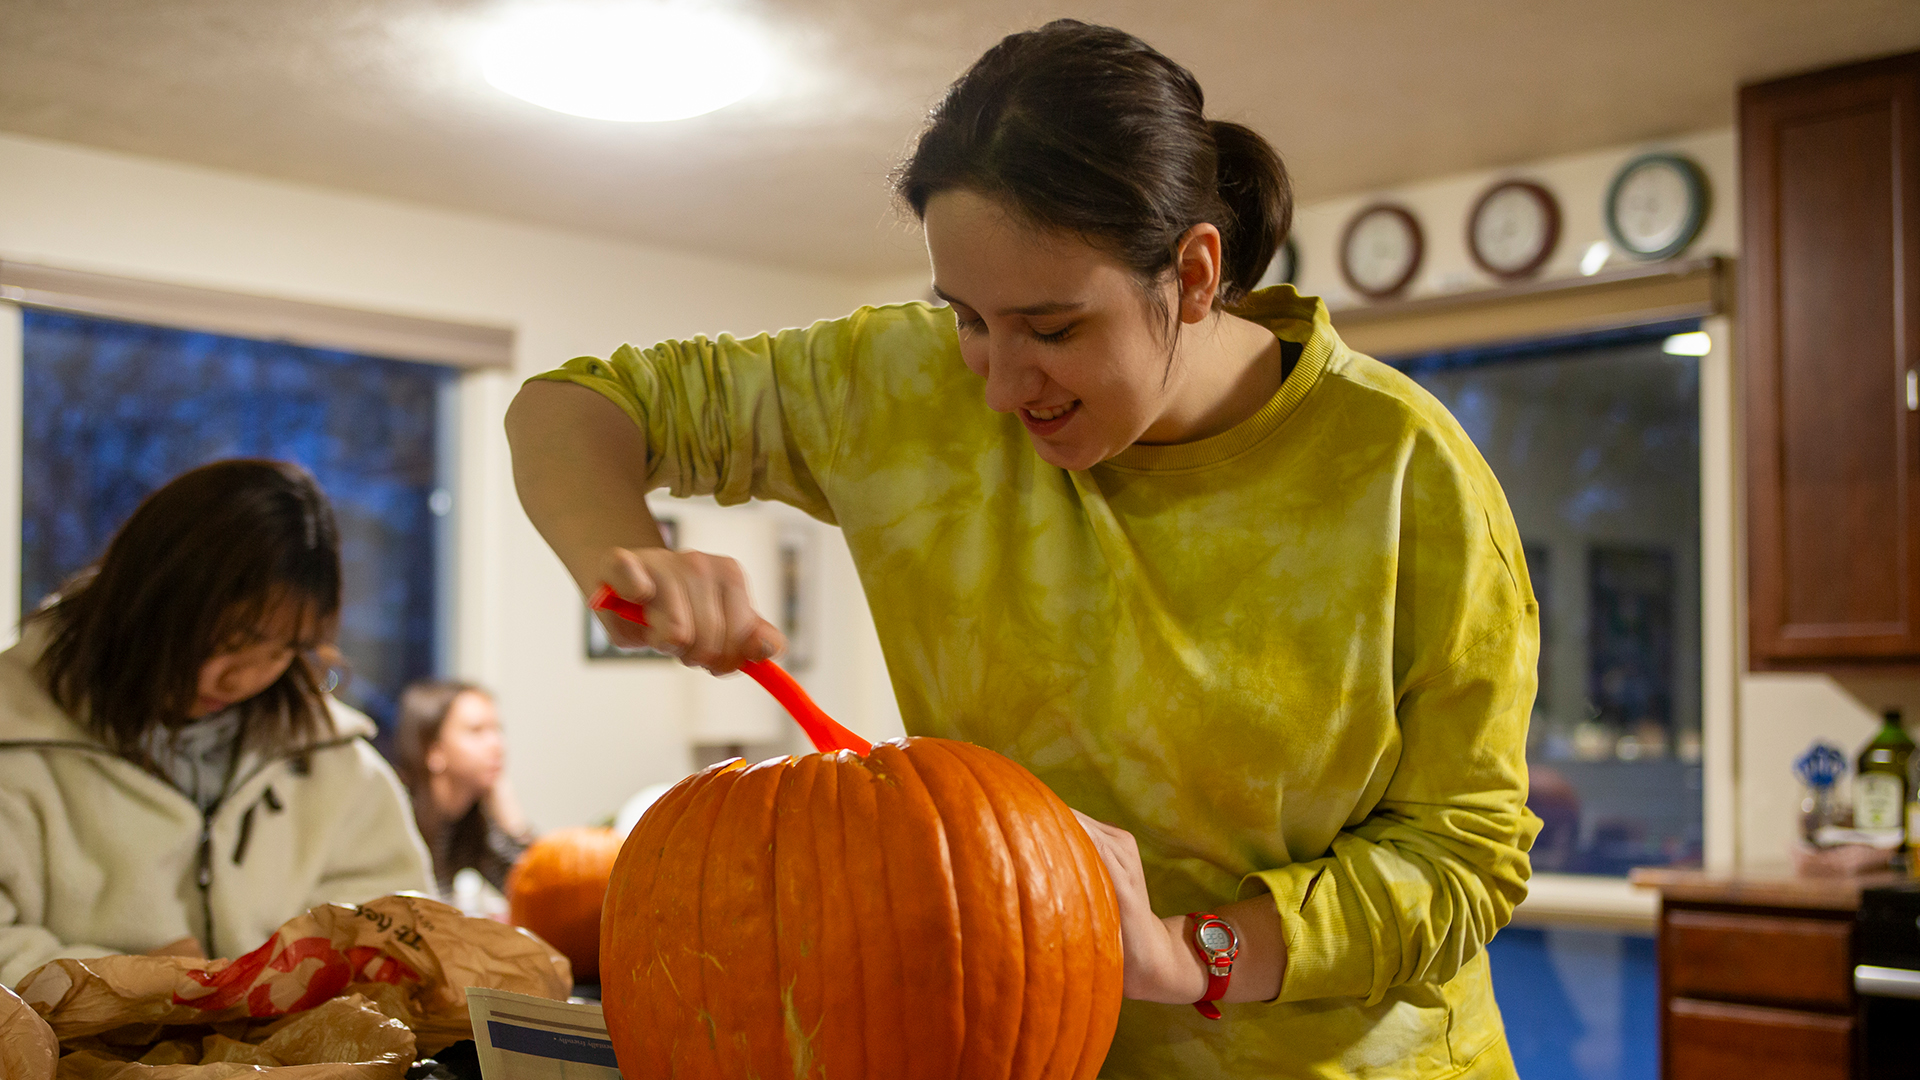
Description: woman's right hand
595,546,786,674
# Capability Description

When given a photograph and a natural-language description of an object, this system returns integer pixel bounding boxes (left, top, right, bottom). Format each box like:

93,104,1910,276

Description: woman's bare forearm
504,380,666,594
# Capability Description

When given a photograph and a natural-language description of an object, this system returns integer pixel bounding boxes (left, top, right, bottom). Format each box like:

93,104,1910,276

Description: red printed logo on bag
173,935,421,1017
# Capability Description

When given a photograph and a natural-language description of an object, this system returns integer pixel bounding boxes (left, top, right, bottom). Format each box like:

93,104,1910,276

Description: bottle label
1856,772,1905,831
1910,804,1920,879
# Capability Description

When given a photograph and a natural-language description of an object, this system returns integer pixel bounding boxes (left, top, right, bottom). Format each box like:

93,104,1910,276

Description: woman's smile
1021,399,1081,435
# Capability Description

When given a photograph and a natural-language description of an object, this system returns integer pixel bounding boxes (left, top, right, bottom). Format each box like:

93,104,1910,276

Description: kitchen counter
1630,864,1906,911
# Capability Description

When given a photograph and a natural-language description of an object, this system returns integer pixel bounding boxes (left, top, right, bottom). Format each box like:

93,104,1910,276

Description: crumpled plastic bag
13,894,571,1078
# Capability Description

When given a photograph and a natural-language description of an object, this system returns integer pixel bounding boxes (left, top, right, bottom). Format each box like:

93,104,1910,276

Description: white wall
1287,125,1908,872
0,131,916,830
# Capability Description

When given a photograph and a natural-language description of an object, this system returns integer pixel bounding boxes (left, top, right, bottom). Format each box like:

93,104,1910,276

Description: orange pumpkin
506,825,623,983
601,736,1124,1080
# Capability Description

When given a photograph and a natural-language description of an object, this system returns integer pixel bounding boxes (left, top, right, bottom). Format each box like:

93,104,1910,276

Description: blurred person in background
394,680,532,902
0,460,433,987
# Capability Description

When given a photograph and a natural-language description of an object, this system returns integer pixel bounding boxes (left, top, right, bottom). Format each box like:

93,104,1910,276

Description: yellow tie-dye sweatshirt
536,287,1540,1079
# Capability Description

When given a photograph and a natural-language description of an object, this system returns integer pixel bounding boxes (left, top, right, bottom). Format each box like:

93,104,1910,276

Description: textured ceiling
3,0,1918,277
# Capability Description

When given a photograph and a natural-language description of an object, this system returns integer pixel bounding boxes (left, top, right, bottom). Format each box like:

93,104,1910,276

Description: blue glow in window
21,308,454,734
1395,320,1704,874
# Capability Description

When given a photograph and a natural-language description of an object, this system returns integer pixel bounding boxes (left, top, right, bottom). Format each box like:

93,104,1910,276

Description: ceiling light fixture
479,3,769,123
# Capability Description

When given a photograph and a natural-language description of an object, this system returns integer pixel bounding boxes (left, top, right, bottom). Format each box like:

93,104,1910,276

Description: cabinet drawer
1664,910,1852,1008
1667,998,1853,1080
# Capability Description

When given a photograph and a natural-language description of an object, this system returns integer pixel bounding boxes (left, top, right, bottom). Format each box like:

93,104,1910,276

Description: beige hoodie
0,628,434,988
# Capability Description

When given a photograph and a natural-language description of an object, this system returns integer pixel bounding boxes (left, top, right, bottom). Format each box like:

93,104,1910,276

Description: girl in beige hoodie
0,459,432,988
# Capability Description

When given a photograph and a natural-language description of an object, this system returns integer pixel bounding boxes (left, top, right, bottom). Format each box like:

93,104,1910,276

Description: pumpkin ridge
607,763,704,1073
703,760,789,1077
665,763,745,1076
773,755,828,1080
989,756,1121,1080
806,753,867,1079
993,755,1097,1080
868,741,965,1080
946,743,1067,1080
908,738,1025,1080
839,750,909,1075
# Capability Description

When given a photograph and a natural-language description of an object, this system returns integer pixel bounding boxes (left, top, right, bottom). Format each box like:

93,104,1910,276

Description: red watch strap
1187,912,1238,1021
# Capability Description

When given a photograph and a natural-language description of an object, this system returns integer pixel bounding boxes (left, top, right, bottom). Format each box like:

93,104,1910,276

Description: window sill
1509,872,1659,934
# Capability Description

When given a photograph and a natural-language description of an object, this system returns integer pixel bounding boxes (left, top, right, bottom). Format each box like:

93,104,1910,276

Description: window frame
1332,259,1737,933
0,262,513,689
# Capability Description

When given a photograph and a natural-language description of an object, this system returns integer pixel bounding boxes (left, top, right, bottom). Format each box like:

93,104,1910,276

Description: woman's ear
1174,223,1224,324
426,745,447,776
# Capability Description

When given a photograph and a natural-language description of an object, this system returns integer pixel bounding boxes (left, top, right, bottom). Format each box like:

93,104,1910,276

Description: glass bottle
1854,709,1915,847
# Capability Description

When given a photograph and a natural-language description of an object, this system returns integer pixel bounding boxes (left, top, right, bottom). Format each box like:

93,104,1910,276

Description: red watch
1186,913,1239,1020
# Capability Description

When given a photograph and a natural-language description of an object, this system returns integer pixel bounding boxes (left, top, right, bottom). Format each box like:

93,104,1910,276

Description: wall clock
1255,235,1300,291
1339,204,1423,300
1605,153,1710,261
1467,179,1560,280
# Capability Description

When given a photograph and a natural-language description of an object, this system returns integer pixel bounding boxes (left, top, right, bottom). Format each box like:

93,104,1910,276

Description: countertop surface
1630,864,1910,911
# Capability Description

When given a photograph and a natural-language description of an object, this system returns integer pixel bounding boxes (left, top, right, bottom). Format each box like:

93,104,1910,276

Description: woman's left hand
1071,810,1208,1004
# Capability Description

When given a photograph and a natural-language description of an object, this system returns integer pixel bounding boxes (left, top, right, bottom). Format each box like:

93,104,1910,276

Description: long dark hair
393,678,488,792
893,19,1292,310
33,459,342,757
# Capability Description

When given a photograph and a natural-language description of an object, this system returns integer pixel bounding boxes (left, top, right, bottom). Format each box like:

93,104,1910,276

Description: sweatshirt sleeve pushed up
529,308,895,523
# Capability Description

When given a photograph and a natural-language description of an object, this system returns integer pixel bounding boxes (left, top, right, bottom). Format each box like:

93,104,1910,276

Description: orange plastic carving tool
589,584,870,755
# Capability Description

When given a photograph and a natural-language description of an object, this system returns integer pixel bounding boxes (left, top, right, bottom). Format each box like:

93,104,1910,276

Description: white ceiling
4,0,1918,278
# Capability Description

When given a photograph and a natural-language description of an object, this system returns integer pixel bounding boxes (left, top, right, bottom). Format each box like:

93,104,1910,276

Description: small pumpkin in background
602,736,1124,1080
506,825,624,982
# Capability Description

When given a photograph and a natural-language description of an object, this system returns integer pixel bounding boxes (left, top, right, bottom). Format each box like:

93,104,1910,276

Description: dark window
20,308,454,734
1395,320,1703,874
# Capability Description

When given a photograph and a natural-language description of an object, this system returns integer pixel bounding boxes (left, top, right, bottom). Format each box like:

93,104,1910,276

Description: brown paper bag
50,994,413,1080
2,981,59,1080
14,894,571,1077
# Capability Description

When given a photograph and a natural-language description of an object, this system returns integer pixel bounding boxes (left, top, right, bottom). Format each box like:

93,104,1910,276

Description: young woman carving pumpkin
507,20,1539,1078
0,460,433,986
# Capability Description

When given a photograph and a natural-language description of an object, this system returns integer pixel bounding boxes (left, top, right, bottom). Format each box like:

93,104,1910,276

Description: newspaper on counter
466,987,620,1080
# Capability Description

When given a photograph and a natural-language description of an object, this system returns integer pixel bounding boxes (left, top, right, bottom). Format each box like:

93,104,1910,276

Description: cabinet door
1662,909,1853,1010
1744,52,1920,663
1666,999,1853,1080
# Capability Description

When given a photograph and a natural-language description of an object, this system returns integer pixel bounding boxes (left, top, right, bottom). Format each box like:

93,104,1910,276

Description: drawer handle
1856,964,1920,999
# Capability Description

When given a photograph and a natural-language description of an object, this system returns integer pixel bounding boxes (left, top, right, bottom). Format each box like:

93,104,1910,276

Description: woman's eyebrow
1001,300,1085,317
930,285,1085,317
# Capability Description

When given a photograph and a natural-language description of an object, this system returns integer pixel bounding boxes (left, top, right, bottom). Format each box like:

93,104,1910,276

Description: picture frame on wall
585,516,679,659
776,524,815,671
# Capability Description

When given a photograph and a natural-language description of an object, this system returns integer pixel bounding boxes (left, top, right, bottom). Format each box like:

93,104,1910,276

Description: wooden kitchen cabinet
1633,869,1898,1080
1743,51,1920,665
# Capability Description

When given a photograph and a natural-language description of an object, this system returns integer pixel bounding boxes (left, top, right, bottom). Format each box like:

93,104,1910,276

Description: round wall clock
1605,153,1710,261
1467,179,1560,280
1255,235,1300,291
1339,204,1423,300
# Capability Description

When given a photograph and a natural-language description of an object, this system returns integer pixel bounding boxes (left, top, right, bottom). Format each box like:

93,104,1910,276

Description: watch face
1340,204,1423,299
1197,923,1233,951
1469,180,1559,279
1606,154,1707,260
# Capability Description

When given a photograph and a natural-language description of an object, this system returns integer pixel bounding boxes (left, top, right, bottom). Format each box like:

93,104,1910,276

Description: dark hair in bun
894,19,1292,309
